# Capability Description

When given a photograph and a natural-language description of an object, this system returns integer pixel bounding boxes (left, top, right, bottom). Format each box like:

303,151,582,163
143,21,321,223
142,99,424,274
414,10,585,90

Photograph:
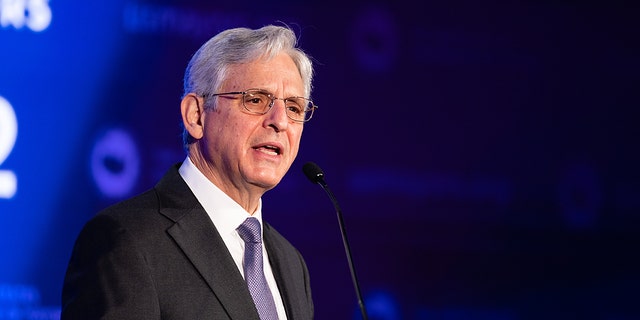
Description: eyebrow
248,88,306,98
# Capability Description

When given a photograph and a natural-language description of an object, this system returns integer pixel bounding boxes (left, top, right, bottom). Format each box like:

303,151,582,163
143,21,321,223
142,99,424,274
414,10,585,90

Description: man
62,25,317,319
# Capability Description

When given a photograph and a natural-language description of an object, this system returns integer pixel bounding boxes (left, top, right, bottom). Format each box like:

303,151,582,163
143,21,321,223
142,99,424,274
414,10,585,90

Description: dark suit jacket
62,164,313,319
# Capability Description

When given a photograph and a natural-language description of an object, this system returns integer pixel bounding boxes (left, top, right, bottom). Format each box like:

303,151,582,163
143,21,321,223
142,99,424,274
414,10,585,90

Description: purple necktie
237,217,279,320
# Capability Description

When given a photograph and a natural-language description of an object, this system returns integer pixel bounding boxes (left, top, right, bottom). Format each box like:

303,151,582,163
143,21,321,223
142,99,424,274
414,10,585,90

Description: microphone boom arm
304,162,368,320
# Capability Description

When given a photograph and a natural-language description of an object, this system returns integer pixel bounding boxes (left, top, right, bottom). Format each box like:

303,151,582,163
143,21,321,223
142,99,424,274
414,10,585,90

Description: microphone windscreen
302,162,324,184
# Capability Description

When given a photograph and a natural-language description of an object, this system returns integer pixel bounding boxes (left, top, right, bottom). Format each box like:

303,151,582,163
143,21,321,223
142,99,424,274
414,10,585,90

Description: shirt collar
178,156,263,237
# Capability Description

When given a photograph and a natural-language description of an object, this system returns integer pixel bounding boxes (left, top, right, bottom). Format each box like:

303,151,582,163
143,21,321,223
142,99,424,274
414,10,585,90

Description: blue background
1,0,639,319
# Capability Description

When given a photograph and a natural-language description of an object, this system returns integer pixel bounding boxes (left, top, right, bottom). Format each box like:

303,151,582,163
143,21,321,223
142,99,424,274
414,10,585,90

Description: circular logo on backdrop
557,162,602,230
350,4,399,73
90,127,140,198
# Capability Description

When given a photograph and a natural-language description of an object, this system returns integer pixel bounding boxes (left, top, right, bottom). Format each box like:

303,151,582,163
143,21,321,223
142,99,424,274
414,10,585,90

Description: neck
187,152,263,214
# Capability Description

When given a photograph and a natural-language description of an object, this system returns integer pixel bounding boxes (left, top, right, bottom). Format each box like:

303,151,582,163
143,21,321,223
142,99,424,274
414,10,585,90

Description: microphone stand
315,178,369,320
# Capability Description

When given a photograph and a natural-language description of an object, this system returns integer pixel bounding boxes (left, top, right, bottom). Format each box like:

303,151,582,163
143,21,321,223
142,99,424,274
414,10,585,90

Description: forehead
221,53,304,95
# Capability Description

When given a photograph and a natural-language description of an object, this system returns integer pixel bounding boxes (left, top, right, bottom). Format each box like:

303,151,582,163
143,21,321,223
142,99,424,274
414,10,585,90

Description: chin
248,171,284,190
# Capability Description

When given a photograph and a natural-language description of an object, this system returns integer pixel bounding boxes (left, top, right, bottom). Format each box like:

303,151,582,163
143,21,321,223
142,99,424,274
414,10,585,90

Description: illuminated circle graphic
90,128,140,198
0,96,18,199
350,5,399,73
352,290,400,320
557,163,602,230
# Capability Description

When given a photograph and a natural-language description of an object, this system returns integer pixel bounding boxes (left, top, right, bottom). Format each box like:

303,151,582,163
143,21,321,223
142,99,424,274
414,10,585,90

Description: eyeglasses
205,89,318,123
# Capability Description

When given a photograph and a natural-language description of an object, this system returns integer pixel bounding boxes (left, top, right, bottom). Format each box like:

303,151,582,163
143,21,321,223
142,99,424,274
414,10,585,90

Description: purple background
1,1,639,319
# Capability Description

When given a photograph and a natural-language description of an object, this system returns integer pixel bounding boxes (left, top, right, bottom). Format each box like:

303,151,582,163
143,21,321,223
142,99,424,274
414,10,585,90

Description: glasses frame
204,89,318,123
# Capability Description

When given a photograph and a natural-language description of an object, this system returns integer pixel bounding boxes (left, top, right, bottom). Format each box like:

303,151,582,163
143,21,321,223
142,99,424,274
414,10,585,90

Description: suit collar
155,164,261,320
264,224,307,319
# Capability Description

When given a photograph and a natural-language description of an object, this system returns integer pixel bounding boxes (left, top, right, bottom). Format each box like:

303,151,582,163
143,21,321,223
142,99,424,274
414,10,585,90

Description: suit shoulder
263,223,304,255
83,188,167,237
100,188,159,215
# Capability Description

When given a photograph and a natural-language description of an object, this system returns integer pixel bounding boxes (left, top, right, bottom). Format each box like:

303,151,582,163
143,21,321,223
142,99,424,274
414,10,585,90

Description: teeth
257,145,280,155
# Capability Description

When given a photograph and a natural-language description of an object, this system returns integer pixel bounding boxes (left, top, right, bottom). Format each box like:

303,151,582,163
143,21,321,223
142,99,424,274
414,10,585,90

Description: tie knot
237,217,262,244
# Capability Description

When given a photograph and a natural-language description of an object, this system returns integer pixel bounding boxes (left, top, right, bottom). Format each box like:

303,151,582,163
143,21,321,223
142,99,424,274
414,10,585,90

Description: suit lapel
155,165,260,320
264,224,303,319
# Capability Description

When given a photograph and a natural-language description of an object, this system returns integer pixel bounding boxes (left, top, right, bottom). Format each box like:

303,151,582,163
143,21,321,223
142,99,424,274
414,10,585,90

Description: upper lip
252,141,284,155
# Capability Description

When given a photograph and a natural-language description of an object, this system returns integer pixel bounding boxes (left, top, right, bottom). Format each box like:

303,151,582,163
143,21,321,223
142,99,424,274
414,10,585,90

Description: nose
264,98,289,132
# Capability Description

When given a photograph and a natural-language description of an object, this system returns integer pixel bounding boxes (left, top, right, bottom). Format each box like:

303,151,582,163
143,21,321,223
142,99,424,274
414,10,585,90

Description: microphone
302,162,368,320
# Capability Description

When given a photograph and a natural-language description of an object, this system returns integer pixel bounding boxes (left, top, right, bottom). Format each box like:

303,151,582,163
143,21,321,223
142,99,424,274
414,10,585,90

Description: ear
181,93,205,140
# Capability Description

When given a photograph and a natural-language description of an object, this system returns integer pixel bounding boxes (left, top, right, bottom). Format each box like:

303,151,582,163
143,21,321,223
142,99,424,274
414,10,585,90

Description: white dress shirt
179,156,287,319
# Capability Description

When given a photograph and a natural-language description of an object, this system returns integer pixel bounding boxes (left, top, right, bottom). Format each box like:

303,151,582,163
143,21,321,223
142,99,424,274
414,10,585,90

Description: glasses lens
243,90,271,114
285,98,315,122
242,90,315,122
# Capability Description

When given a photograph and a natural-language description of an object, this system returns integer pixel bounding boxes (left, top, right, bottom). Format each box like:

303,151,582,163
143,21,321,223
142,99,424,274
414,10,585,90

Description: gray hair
181,25,315,148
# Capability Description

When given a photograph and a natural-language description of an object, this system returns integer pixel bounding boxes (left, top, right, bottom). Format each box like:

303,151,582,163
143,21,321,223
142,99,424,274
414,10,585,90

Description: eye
248,98,260,105
285,99,304,114
245,94,266,106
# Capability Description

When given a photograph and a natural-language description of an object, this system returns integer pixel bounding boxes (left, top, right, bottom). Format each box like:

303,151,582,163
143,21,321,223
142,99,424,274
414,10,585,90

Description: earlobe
181,93,205,140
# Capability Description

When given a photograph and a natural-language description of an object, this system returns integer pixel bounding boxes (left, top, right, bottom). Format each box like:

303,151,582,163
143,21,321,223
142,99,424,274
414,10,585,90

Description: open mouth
254,145,281,156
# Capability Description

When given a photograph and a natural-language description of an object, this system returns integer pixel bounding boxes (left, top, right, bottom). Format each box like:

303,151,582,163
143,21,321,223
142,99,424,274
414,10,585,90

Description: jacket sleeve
61,214,160,319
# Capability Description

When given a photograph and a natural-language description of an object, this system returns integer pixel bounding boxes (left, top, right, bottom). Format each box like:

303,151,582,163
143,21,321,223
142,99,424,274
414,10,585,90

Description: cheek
224,121,254,154
289,130,303,155
202,118,230,154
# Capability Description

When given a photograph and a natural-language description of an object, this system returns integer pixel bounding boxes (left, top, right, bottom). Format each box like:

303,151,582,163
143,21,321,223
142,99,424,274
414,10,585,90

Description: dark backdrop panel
1,1,638,319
